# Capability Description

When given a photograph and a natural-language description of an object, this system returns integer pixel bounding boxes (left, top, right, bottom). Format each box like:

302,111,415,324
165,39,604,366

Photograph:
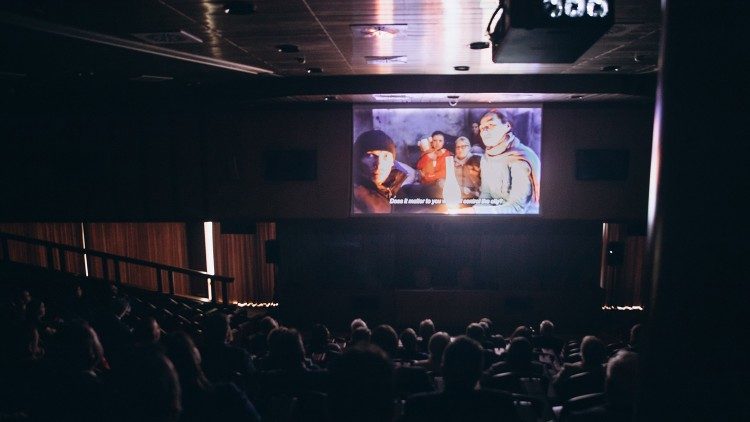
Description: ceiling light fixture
275,44,299,53
350,24,407,39
372,94,411,102
601,65,620,72
306,67,323,74
323,96,337,101
223,1,256,15
454,66,470,71
365,56,408,65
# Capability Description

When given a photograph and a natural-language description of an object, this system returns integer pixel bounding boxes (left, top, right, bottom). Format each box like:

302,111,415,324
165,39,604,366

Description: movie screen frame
352,105,542,215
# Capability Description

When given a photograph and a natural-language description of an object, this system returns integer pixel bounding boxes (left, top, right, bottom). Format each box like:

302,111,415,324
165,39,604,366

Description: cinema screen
352,106,542,215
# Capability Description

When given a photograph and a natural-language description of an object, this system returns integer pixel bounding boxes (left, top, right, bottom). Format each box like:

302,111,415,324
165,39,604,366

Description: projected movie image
352,106,542,215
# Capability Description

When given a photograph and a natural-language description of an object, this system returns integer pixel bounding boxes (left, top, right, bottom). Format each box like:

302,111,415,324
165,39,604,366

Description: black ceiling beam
204,73,657,100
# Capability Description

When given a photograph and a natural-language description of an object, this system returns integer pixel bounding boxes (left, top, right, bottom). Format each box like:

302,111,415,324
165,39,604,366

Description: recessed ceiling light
469,41,490,50
350,24,407,38
306,67,323,74
570,94,585,100
601,65,620,72
275,44,299,53
295,57,306,64
454,66,470,71
324,95,337,101
365,55,407,65
224,1,256,15
372,94,411,102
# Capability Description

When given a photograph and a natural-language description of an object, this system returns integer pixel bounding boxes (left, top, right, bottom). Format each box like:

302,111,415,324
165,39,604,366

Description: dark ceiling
1,0,661,103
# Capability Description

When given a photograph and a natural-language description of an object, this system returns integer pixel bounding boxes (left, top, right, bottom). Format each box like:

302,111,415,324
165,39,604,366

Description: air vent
132,30,203,44
350,24,407,38
372,94,411,102
365,55,407,64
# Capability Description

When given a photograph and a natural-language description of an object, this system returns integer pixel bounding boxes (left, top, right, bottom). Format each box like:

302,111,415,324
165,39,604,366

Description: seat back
565,371,605,399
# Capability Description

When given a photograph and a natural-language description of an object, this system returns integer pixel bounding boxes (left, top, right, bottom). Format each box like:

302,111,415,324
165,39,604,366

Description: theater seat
564,371,605,400
558,392,607,422
482,372,521,393
394,365,434,399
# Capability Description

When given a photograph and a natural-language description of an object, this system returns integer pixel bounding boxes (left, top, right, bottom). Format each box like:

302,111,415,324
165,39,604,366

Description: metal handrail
0,232,233,303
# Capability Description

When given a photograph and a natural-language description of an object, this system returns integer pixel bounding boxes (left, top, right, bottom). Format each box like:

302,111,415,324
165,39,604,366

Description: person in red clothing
416,131,453,188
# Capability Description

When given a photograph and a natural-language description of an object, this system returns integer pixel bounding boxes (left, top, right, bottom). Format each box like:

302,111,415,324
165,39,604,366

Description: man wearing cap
352,129,408,213
474,110,540,214
453,136,482,200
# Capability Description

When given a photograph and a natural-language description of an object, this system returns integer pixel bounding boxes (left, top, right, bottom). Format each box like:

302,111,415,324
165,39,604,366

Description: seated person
566,350,639,422
200,313,255,387
328,345,395,422
403,336,519,422
466,323,501,369
532,319,564,356
417,319,436,354
483,337,546,380
552,336,607,401
306,323,341,368
413,331,451,375
398,328,428,362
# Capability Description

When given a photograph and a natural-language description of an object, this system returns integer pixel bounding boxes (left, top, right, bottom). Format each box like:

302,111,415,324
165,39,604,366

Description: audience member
398,328,428,362
247,315,278,357
114,349,182,422
163,331,260,422
371,324,399,359
533,319,565,355
552,335,607,401
417,318,436,353
328,345,395,422
479,317,506,349
200,312,255,387
509,325,534,341
403,336,519,422
414,331,451,374
37,320,112,421
94,297,133,368
307,323,342,368
133,316,162,350
483,336,546,381
466,322,501,368
566,350,639,422
626,324,643,353
348,326,371,348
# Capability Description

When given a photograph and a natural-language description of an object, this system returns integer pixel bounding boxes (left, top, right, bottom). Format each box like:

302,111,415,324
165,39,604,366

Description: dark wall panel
0,102,651,221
